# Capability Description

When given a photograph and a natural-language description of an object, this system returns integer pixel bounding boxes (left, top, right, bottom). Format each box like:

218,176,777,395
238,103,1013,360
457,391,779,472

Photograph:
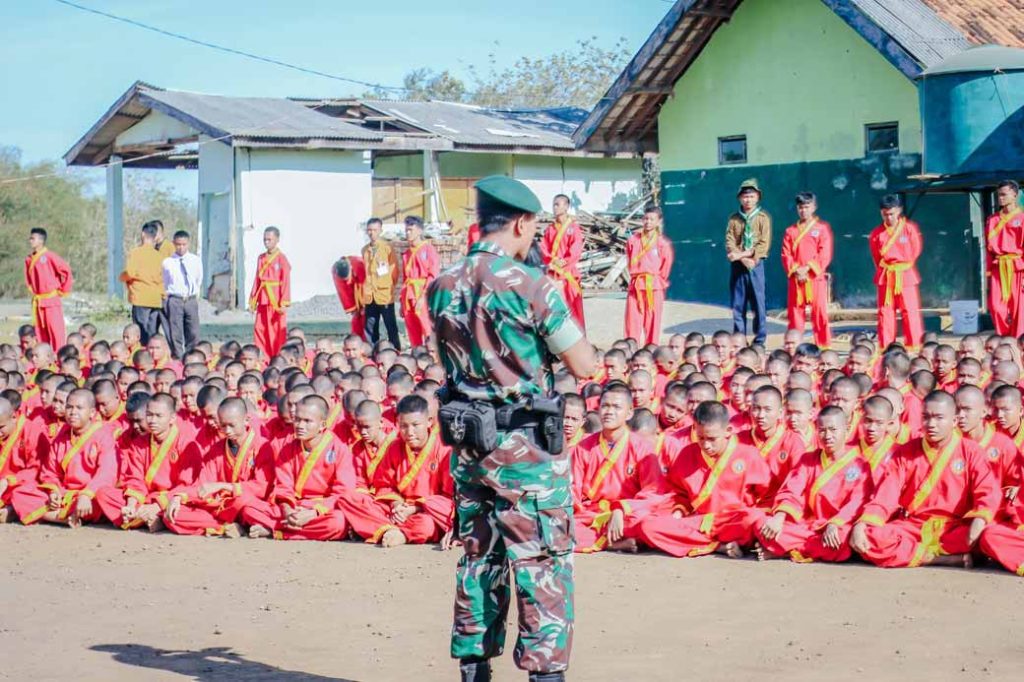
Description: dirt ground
2,523,1022,682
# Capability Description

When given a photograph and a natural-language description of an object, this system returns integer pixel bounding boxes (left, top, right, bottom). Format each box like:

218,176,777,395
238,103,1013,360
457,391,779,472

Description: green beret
474,175,542,214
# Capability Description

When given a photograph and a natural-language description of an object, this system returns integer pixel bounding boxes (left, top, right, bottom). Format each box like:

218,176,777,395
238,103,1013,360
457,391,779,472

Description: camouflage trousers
450,443,575,673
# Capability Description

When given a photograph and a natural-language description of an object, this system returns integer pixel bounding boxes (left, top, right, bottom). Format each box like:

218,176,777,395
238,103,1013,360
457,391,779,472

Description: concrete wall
658,0,922,171
197,138,235,308
237,148,372,302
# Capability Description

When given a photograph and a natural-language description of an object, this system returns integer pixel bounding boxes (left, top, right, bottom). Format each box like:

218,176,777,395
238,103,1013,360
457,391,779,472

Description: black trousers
164,295,200,359
364,302,401,349
131,305,165,346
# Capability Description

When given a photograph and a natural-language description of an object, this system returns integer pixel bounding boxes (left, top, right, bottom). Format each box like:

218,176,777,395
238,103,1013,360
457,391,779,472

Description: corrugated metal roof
142,87,384,142
362,100,586,150
851,0,971,67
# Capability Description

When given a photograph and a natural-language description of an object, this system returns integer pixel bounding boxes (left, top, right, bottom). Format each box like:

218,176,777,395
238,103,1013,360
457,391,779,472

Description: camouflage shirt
428,240,582,402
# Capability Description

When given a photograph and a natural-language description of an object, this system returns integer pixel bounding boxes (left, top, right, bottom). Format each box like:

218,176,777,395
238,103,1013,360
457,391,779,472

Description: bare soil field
2,523,1022,682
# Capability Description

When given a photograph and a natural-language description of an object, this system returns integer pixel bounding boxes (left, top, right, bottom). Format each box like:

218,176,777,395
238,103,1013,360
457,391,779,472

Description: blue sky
0,0,670,171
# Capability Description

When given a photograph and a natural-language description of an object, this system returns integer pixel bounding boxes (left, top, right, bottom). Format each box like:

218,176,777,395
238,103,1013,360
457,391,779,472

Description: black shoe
528,673,565,682
460,658,492,682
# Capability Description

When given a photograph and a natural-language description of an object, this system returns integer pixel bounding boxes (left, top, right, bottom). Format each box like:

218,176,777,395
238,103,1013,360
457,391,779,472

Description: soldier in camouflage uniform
428,176,596,682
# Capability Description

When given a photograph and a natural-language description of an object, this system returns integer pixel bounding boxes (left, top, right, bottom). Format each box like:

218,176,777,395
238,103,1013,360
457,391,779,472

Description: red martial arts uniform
968,423,1020,491
240,432,355,541
338,429,453,543
12,422,116,525
541,216,586,331
739,425,805,504
856,433,1001,567
781,218,833,348
624,230,673,345
0,414,44,507
332,256,367,341
755,447,871,562
571,432,660,553
400,241,440,348
636,437,771,557
152,357,184,380
984,207,1024,336
860,434,898,487
978,491,1024,575
164,428,275,536
869,218,924,351
96,422,203,529
24,247,73,350
249,248,291,359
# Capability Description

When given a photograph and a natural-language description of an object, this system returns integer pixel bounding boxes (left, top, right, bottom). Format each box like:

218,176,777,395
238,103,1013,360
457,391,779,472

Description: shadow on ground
91,644,358,682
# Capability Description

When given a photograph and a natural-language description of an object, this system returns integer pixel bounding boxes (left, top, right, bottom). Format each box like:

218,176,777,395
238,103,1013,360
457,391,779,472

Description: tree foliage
366,37,631,110
0,145,196,297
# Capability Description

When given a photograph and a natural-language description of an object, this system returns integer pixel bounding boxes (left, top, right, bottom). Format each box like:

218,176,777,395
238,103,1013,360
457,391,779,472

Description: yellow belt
880,262,912,306
404,278,427,309
31,290,60,326
632,273,656,310
792,274,814,306
550,265,581,295
993,254,1021,304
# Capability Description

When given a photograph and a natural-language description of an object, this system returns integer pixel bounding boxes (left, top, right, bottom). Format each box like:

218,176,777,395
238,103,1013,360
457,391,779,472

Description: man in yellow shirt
360,217,401,349
120,221,167,344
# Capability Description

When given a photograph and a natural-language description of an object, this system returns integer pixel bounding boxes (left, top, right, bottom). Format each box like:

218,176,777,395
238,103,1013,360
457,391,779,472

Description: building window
718,136,747,165
866,122,899,154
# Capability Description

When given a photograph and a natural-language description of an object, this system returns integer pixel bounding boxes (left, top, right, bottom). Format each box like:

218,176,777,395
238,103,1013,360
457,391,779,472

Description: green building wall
656,0,978,309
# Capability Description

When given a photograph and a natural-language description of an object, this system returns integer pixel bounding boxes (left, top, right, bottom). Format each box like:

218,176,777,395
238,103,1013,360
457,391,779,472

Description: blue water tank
919,45,1024,176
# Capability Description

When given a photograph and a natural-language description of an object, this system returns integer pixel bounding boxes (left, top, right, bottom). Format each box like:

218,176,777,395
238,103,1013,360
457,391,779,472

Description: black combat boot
459,657,492,682
528,673,565,682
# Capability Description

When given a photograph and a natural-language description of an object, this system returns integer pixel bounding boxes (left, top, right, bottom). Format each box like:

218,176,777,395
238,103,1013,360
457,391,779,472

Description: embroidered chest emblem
844,467,860,482
951,459,966,474
987,448,1001,462
732,460,745,474
778,451,789,462
325,449,336,464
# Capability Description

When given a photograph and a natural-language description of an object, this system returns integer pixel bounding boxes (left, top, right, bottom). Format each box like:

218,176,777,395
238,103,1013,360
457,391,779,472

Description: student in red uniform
242,395,355,540
12,389,116,526
636,401,771,558
164,398,275,538
541,194,586,330
571,383,657,553
955,385,1019,492
985,181,1024,336
857,396,898,485
850,391,1001,568
740,385,805,503
332,256,367,341
755,406,871,562
24,227,73,350
0,397,44,522
249,227,292,359
781,192,833,348
400,216,440,348
869,195,924,351
339,395,452,547
624,205,674,345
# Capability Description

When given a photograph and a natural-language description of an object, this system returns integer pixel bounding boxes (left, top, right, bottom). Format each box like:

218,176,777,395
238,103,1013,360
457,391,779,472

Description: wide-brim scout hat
475,175,542,214
737,178,762,197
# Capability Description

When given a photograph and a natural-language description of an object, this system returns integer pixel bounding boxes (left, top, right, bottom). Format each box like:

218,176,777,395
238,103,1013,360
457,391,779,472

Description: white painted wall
512,156,642,213
197,138,235,308
237,148,373,302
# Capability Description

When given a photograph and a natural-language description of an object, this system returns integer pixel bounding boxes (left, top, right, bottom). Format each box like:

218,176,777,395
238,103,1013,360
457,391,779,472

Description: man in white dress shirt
161,230,203,359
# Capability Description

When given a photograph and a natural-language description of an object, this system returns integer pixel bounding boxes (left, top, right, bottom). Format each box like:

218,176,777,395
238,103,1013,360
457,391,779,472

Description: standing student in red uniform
869,194,924,352
624,205,674,345
24,227,72,350
249,226,291,359
541,194,586,331
985,180,1024,336
781,192,833,348
332,256,366,341
400,216,440,348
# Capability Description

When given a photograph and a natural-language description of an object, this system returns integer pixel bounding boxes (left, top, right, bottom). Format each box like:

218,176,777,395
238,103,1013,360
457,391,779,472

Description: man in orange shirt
541,194,586,330
249,226,292,360
400,216,440,348
624,205,674,344
361,217,401,348
781,192,833,348
120,221,167,345
869,194,924,351
24,227,73,350
985,180,1024,336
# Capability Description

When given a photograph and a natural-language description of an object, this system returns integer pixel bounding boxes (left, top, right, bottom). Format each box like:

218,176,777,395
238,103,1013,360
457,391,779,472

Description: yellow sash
0,415,27,474
568,428,585,448
27,248,61,327
907,433,960,514
790,219,818,305
254,250,284,311
808,447,860,508
295,433,334,499
145,425,179,485
976,423,996,449
861,434,895,473
366,431,398,480
988,208,1023,302
752,424,786,460
397,429,439,494
549,218,581,294
987,207,1022,242
106,402,125,424
325,402,343,431
227,429,257,483
61,421,104,472
630,231,660,311
878,218,912,306
586,433,630,501
690,437,738,512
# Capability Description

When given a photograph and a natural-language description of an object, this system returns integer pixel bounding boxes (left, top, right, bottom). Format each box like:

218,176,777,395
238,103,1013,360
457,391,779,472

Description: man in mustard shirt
120,222,167,345
360,217,401,349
